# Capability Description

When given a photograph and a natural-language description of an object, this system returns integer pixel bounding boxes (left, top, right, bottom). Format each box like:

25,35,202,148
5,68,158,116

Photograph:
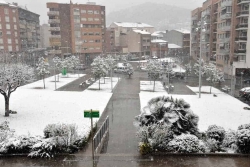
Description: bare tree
36,57,50,89
0,64,34,116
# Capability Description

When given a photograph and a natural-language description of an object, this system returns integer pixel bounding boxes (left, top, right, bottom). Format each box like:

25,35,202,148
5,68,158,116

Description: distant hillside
106,2,191,31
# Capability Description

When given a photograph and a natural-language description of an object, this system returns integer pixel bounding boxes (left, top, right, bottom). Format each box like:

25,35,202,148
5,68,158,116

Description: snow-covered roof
168,43,182,49
133,29,151,35
113,22,154,28
151,39,168,43
151,31,165,37
175,29,190,34
0,0,8,5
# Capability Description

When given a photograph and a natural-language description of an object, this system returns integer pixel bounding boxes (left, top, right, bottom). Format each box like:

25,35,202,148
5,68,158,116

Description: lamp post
196,16,207,98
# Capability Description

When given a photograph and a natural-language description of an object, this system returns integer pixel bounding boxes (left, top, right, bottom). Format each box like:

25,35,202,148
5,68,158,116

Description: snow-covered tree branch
36,57,50,89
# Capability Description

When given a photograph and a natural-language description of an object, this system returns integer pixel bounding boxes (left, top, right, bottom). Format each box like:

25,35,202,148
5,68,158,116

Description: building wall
40,24,50,48
165,30,183,47
0,4,20,52
128,31,140,53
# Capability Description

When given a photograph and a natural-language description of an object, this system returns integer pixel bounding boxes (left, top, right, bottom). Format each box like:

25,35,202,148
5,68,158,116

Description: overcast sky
5,0,203,24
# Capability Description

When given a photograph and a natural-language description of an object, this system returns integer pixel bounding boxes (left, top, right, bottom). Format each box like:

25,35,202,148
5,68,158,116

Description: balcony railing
234,49,246,54
237,0,250,4
220,25,231,31
219,37,230,43
220,13,232,20
49,27,60,31
50,35,61,38
236,11,249,17
235,36,247,41
47,11,59,16
236,24,248,29
219,49,230,54
48,19,60,24
48,50,62,54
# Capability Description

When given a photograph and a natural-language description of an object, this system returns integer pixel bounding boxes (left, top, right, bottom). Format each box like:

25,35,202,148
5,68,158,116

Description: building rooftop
0,0,8,5
151,39,168,43
133,29,151,35
168,43,182,49
175,29,190,34
113,22,154,28
151,31,165,37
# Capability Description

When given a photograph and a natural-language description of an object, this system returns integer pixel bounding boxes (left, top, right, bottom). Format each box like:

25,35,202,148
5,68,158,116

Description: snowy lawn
139,85,250,132
140,81,166,93
0,75,119,138
21,73,85,91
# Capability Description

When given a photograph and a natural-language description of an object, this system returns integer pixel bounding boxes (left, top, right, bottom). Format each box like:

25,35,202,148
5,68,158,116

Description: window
95,32,100,35
8,45,12,51
0,31,2,37
0,39,3,44
81,10,86,13
89,32,94,35
15,39,18,44
82,32,88,35
96,47,100,50
4,8,9,15
8,39,11,44
13,17,16,22
12,9,16,13
94,10,99,14
5,16,9,22
16,45,19,51
88,10,93,14
14,25,17,30
88,18,93,21
95,40,100,43
94,18,100,21
6,24,10,29
81,18,87,21
7,31,11,35
89,40,94,43
0,46,4,49
101,11,104,15
15,32,17,37
0,24,1,29
74,8,80,15
89,47,94,50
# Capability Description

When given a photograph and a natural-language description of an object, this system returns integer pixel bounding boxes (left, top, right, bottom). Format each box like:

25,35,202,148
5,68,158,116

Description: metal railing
93,116,109,152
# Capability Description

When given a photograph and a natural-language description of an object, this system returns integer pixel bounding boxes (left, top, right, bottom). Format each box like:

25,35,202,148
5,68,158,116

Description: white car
114,67,127,73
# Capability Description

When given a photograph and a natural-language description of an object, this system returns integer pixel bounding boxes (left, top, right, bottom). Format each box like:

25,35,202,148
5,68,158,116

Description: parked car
243,79,250,84
239,87,250,98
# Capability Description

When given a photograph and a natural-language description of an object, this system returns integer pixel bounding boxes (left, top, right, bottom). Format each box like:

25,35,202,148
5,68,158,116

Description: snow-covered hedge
206,125,225,143
166,134,206,153
236,123,250,154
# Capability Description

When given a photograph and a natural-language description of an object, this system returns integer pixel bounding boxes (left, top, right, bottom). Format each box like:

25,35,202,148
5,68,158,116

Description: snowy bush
166,134,206,153
236,124,250,154
43,123,78,146
135,96,199,136
222,130,237,150
0,136,41,154
0,121,14,143
206,125,225,143
138,142,152,155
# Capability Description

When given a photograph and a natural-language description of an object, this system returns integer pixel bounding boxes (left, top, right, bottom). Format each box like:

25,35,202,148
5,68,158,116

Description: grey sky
5,0,203,25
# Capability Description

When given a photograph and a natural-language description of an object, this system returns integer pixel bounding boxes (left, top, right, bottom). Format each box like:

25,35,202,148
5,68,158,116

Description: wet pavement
1,66,250,167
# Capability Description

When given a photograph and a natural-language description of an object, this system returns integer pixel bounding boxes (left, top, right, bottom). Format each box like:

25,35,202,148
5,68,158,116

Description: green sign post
84,109,99,162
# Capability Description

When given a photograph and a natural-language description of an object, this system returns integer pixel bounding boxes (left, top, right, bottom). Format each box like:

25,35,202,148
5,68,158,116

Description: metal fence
93,116,109,152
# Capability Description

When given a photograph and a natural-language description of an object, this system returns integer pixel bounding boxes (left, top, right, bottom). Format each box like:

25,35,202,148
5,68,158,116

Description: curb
151,152,250,157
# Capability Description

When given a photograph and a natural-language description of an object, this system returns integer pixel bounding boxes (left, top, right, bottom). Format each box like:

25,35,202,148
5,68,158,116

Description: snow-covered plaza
0,74,119,138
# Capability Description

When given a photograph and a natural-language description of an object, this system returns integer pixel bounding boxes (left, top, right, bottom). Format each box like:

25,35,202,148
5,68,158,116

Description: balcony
219,37,230,43
220,25,231,32
50,35,61,38
236,11,249,17
236,24,248,30
47,11,59,16
235,36,247,41
234,49,246,54
219,48,230,55
204,29,210,34
48,19,60,24
202,10,211,17
237,0,250,4
220,13,232,20
221,0,232,9
49,27,60,31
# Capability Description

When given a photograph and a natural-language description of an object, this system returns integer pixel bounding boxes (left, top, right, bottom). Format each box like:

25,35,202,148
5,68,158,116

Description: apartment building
163,29,190,55
47,2,106,63
109,22,154,53
191,7,202,61
151,39,168,58
191,0,250,76
0,1,40,52
105,27,116,53
127,29,151,56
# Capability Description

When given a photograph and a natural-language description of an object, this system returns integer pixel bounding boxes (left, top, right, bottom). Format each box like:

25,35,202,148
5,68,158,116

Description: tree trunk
210,86,212,94
99,78,101,90
43,76,45,89
153,80,156,92
4,96,9,117
104,77,105,84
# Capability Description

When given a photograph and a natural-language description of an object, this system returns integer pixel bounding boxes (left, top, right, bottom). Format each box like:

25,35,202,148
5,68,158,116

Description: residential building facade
47,2,106,64
0,1,40,52
151,39,168,58
163,29,190,55
109,22,154,53
191,0,250,76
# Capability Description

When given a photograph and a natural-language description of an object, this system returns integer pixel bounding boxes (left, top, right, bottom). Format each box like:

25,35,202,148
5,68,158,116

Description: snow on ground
87,77,120,92
139,84,250,132
140,81,166,93
21,73,85,91
0,75,119,138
